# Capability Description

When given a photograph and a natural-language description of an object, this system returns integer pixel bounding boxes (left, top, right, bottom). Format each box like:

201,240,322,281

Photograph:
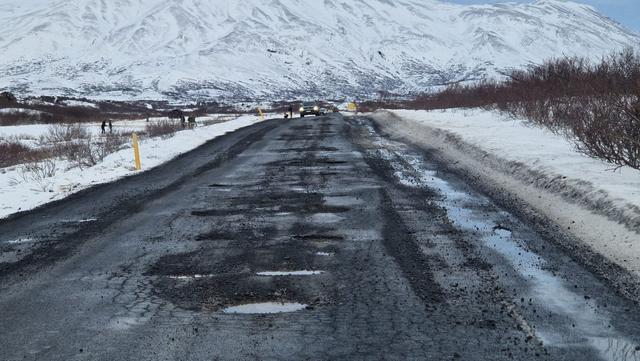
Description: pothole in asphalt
276,146,339,153
317,159,347,165
209,183,233,188
294,234,344,241
222,302,308,314
256,270,325,276
267,158,347,167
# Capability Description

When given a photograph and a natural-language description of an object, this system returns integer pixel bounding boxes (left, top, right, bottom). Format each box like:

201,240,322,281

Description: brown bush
18,156,57,191
0,111,47,126
146,119,183,138
0,140,33,168
0,136,54,168
35,124,130,169
406,48,640,170
57,132,129,169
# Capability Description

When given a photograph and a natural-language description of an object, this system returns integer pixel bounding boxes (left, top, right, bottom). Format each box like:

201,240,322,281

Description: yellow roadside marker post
132,132,142,171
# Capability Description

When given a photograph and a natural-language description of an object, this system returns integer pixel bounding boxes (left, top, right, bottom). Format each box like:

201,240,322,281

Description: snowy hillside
0,0,638,101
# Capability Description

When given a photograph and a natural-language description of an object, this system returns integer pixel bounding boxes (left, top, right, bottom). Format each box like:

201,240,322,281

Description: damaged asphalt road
1,114,639,360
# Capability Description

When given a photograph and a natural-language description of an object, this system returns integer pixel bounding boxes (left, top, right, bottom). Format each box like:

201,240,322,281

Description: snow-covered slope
0,0,638,100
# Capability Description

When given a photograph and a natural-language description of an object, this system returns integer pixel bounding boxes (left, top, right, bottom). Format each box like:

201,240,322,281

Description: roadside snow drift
376,109,640,280
0,115,263,219
390,109,640,215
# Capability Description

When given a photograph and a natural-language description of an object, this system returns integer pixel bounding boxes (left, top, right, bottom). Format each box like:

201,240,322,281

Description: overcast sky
449,0,640,32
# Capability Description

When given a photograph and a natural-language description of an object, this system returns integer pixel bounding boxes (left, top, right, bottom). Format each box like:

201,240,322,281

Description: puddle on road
369,128,640,360
257,270,325,276
222,302,308,314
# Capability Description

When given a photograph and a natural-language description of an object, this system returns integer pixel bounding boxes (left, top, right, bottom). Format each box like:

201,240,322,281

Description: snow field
0,114,267,218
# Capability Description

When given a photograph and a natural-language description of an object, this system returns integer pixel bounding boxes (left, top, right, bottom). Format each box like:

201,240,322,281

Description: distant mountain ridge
0,0,638,101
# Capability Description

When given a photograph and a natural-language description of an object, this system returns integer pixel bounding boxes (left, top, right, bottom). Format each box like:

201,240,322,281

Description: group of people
101,119,113,134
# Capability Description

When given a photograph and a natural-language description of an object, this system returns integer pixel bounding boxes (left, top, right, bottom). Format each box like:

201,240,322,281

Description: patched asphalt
0,114,639,360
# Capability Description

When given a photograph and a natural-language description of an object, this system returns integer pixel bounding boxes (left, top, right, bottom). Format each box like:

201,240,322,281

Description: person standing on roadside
101,120,106,134
288,104,293,119
108,119,113,133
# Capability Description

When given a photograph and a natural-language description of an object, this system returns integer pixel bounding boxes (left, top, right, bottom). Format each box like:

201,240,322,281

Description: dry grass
145,119,183,138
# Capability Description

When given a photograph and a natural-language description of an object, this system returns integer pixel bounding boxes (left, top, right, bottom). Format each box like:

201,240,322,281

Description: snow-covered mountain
0,0,638,101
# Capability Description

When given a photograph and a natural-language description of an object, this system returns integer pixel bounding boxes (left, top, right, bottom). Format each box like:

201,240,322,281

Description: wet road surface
1,114,639,360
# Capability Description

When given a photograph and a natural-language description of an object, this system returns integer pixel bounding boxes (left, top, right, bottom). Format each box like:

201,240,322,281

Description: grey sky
448,0,640,32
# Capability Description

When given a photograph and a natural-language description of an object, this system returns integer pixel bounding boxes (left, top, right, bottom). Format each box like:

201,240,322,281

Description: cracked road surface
1,114,639,360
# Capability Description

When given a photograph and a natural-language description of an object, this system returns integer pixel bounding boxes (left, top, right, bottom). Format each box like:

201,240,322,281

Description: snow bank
0,115,263,218
376,109,640,287
391,109,640,227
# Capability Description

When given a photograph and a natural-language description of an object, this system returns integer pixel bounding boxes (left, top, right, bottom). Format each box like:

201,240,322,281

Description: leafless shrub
61,132,129,169
37,124,130,169
0,111,47,126
42,123,90,144
0,138,49,168
198,114,237,126
18,155,57,191
406,48,640,170
0,139,31,168
146,119,183,138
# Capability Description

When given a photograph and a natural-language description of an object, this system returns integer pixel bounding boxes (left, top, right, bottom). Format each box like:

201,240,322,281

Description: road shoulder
370,110,640,303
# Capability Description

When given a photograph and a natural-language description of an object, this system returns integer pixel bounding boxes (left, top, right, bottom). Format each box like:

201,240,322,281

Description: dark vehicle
168,109,185,121
299,101,321,117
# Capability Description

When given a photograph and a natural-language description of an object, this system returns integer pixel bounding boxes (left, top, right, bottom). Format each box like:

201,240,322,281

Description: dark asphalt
1,114,639,360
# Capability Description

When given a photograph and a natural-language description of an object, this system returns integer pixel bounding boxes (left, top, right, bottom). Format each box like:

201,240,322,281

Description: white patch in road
5,237,35,244
108,316,145,330
62,218,98,224
256,270,325,276
168,274,214,280
315,252,334,257
309,213,343,224
223,302,308,314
